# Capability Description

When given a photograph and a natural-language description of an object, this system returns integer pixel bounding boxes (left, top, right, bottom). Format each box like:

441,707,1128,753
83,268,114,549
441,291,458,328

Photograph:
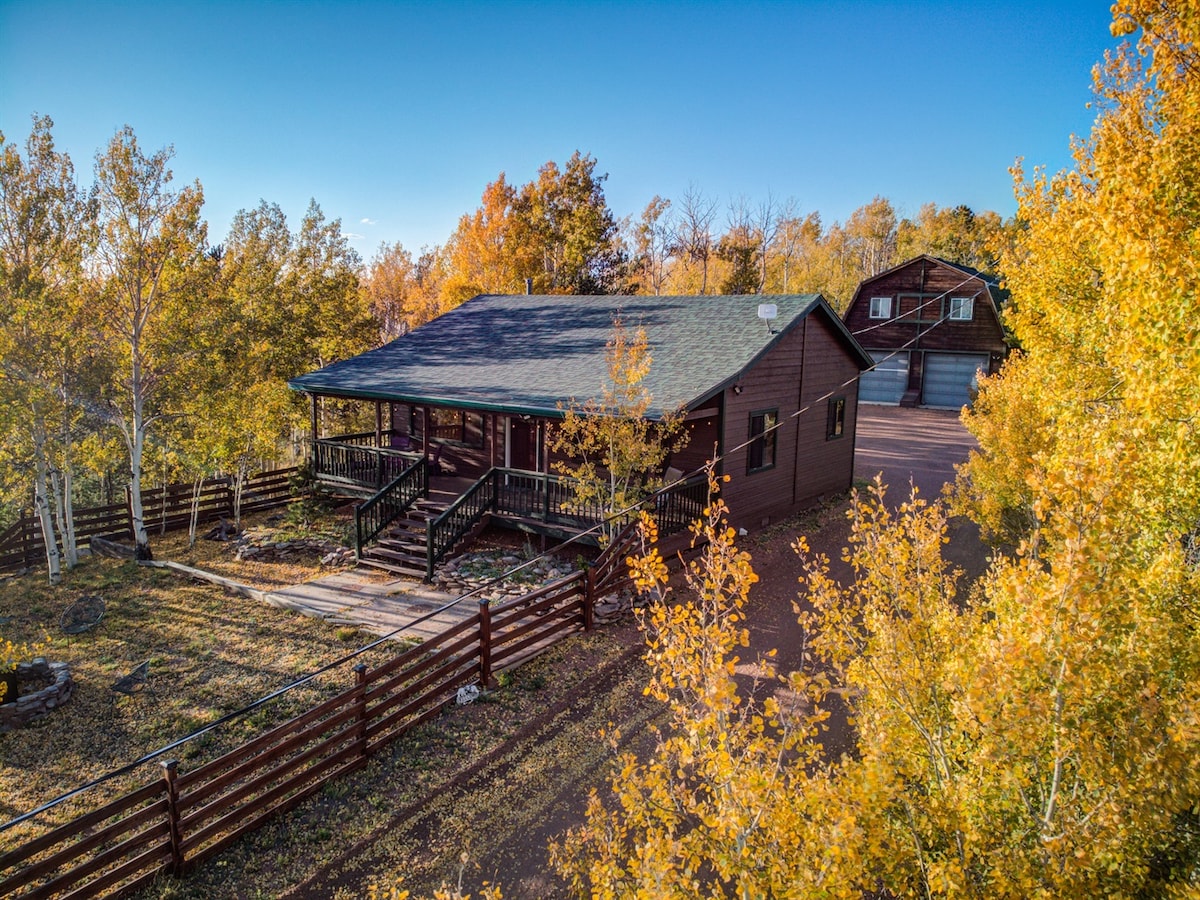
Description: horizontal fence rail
0,468,300,576
0,468,707,897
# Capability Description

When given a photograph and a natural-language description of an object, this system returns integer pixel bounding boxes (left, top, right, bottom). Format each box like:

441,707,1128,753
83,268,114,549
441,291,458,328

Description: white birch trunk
188,476,202,547
62,466,78,569
34,456,61,585
127,341,152,560
233,464,246,531
50,469,77,570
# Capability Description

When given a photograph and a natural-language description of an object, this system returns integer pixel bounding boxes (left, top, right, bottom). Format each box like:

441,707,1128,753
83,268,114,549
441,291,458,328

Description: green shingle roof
288,293,870,418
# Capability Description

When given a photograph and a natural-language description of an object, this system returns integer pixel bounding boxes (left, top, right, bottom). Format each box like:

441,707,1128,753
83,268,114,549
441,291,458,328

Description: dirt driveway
193,407,986,899
853,404,978,498
741,405,983,755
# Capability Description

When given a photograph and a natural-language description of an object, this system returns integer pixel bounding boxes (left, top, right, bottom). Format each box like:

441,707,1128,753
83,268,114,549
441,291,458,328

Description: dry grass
0,511,658,898
0,511,396,844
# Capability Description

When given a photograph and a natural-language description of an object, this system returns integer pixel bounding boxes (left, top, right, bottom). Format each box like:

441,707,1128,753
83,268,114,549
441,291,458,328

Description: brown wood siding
673,414,720,473
721,311,861,528
844,258,1007,373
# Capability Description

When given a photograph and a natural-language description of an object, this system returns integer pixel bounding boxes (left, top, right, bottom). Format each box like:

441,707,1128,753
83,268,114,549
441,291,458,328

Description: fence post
353,663,369,759
478,598,494,688
583,568,595,632
161,759,185,874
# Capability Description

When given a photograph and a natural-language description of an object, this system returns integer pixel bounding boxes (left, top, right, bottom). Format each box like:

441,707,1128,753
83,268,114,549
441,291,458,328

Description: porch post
375,401,384,488
309,394,318,443
422,407,431,458
539,421,550,519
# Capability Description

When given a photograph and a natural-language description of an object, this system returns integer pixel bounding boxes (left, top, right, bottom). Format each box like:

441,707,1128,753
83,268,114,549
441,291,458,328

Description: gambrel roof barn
843,256,1008,409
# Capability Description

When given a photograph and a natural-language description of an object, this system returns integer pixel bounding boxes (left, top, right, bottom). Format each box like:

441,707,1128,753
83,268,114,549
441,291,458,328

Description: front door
508,419,539,471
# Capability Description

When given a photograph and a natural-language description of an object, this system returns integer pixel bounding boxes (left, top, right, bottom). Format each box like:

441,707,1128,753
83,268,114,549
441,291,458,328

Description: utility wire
3,275,994,832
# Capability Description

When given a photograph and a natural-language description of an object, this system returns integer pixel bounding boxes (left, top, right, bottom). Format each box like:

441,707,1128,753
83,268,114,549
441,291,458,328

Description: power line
3,281,993,832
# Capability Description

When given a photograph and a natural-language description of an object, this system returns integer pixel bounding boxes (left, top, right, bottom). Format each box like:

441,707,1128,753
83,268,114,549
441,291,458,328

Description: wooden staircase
357,490,456,579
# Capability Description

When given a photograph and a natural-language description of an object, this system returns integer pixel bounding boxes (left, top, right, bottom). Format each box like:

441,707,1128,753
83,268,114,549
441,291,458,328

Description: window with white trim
949,297,974,321
868,296,892,319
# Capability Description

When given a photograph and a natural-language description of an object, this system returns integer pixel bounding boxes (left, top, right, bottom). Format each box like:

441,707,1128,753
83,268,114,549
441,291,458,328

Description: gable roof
289,293,872,419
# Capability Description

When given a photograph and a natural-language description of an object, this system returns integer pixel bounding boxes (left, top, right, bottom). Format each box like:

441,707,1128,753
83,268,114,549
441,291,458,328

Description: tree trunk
128,344,153,561
62,466,78,569
34,456,61,585
129,430,152,560
187,475,203,547
233,462,246,531
50,469,77,570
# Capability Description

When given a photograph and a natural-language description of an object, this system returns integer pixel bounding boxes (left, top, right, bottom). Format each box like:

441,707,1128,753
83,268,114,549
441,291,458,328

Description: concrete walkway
262,572,476,642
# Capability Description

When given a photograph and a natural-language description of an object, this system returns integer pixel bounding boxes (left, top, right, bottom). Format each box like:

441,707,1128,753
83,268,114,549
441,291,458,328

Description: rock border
0,658,74,732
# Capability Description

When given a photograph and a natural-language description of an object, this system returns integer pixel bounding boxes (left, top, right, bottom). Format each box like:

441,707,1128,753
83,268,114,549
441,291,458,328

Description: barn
843,256,1008,408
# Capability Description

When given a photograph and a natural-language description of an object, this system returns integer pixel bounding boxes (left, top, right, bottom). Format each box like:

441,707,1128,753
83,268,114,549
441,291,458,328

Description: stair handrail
354,456,429,557
426,469,500,579
588,473,708,595
651,473,709,538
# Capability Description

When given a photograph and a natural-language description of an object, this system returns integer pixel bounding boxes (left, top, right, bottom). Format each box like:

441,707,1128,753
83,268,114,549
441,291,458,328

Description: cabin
843,256,1008,408
289,293,872,578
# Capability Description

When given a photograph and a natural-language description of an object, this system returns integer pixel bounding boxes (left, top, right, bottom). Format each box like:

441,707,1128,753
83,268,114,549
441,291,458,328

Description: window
949,297,974,321
827,397,846,440
748,410,778,472
869,296,892,319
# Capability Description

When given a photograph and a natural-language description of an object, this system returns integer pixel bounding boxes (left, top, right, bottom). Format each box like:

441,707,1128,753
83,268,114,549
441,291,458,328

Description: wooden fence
0,525,647,899
0,469,298,576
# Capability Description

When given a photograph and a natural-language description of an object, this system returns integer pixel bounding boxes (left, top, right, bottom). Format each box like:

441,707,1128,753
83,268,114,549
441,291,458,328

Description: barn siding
844,257,1007,377
722,311,861,528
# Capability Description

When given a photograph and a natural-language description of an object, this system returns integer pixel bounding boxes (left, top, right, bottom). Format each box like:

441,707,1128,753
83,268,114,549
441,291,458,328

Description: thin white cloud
346,231,366,241
360,217,377,225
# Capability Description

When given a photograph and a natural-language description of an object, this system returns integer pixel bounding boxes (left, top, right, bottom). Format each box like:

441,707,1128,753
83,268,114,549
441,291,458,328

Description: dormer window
869,297,892,319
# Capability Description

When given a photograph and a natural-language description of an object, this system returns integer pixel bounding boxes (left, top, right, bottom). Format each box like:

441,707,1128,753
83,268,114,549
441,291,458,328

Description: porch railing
422,468,708,580
493,468,608,524
354,457,429,556
313,437,420,493
652,474,709,536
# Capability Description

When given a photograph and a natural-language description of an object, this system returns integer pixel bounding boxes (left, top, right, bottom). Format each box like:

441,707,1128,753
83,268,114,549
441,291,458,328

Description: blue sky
1,1,1115,261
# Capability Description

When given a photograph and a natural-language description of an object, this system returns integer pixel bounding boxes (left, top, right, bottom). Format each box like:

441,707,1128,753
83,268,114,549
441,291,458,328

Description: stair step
357,556,427,578
366,544,425,563
390,517,429,532
378,537,426,554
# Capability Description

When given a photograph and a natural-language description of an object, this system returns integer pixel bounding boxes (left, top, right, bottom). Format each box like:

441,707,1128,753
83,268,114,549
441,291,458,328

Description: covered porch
307,396,556,493
303,395,707,580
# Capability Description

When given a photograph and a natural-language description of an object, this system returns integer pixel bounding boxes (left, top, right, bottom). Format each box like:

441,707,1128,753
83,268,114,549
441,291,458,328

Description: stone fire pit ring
0,658,74,732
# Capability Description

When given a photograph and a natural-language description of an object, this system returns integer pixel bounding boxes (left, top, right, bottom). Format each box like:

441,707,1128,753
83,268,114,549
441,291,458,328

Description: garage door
858,350,909,404
922,353,989,409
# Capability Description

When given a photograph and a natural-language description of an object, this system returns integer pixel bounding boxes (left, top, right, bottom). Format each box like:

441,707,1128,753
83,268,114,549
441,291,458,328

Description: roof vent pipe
525,278,533,295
